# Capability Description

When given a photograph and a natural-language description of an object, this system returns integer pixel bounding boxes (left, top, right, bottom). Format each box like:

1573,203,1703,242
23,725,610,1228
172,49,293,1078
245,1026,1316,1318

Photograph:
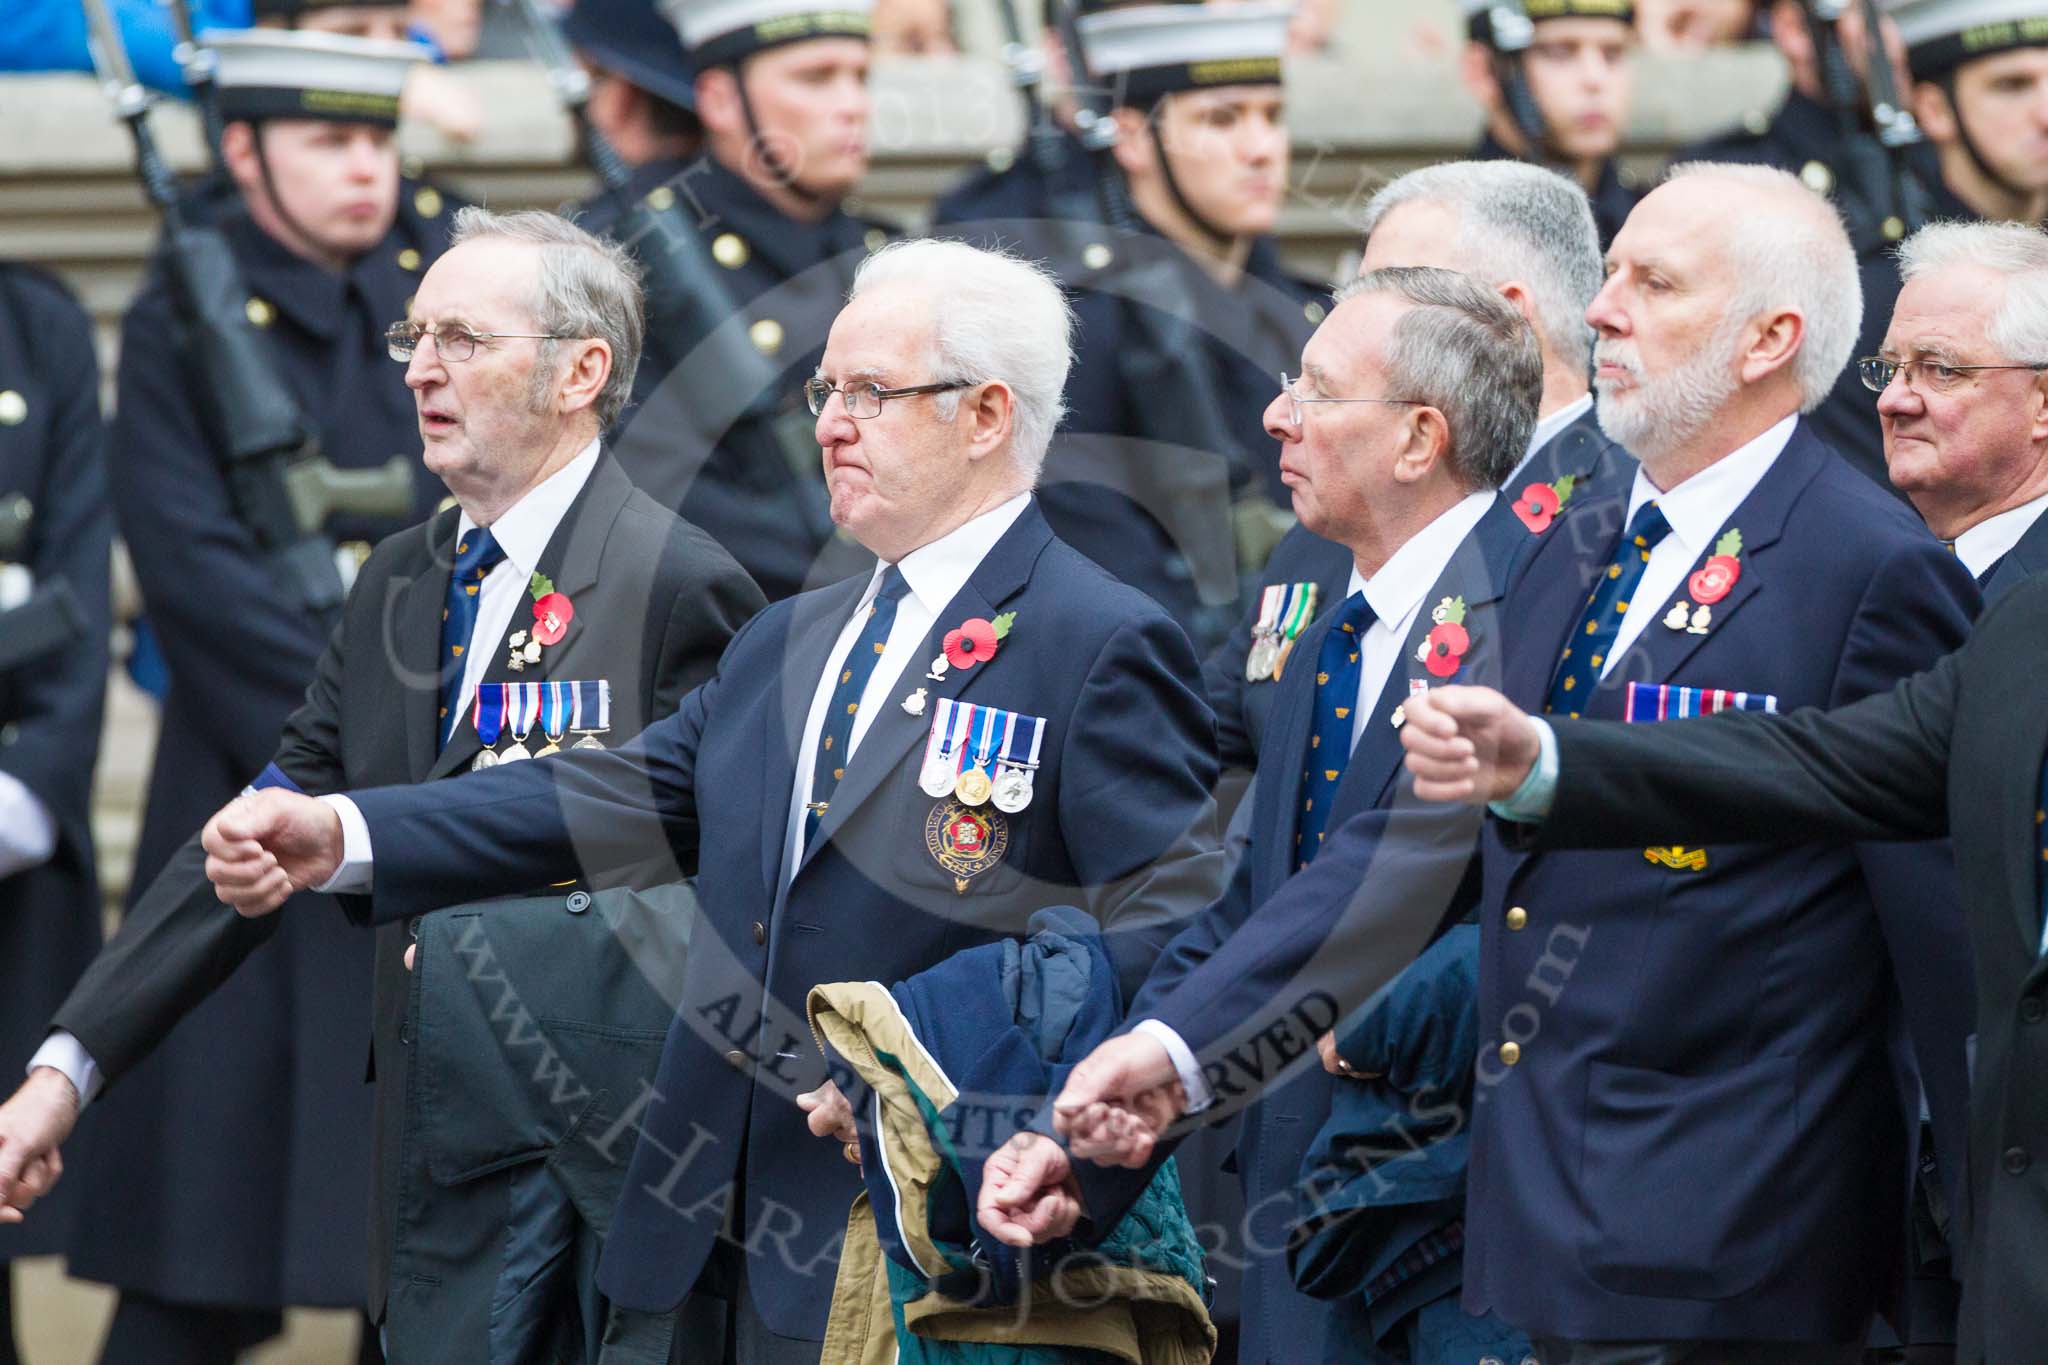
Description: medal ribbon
994,710,1020,776
969,705,999,773
1254,585,1283,639
1020,714,1045,770
473,683,506,746
947,700,975,779
572,680,611,732
1279,583,1318,640
540,681,569,742
923,698,958,771
508,682,540,741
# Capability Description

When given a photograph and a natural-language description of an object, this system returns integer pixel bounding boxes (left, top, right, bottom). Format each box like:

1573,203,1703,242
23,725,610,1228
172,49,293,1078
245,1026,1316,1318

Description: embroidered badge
926,800,1009,892
1644,845,1708,872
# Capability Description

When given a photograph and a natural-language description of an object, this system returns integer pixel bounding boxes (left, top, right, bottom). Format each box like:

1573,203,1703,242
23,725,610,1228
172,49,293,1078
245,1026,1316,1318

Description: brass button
1799,160,1834,195
1882,215,1905,241
1743,108,1770,136
864,227,888,253
1498,1041,1521,1066
725,1049,750,1071
414,185,444,218
245,296,275,328
985,146,1015,173
748,318,784,356
646,185,676,212
1505,906,1528,931
751,921,767,945
1303,301,1326,324
0,390,25,425
712,232,749,269
397,247,422,271
1081,242,1113,271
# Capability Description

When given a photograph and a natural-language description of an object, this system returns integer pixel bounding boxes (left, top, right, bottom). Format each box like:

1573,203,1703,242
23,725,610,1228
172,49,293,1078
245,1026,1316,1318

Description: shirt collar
1625,414,1797,556
1504,393,1594,489
456,439,603,577
1345,489,1498,632
1954,489,2048,577
871,492,1035,616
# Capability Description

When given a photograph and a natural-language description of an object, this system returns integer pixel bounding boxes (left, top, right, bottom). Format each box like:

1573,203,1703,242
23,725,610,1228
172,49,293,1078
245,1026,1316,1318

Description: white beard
1592,316,1748,463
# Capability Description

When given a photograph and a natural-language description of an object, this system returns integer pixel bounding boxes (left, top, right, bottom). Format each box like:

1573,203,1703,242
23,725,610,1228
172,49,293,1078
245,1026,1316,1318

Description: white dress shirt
1953,490,2048,580
1137,489,1497,1110
29,441,604,1107
777,493,1032,884
0,772,55,882
1501,393,1594,491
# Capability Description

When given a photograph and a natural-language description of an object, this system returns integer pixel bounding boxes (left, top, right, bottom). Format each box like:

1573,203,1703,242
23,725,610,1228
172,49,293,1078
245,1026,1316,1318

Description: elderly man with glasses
1858,220,2048,603
186,237,1227,1365
0,207,764,1364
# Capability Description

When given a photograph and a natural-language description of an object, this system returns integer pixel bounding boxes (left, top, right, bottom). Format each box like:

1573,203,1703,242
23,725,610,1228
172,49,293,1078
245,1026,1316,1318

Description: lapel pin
902,687,927,716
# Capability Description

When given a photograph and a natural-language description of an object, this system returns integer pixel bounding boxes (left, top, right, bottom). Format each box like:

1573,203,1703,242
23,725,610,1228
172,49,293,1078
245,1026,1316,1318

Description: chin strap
250,121,333,259
1144,110,1240,258
1940,71,2034,205
733,66,828,208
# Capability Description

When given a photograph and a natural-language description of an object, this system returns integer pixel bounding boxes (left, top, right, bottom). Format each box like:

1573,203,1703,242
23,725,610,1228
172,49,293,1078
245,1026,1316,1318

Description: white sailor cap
1458,0,1636,46
1882,0,2048,77
1077,1,1291,106
206,29,426,127
659,0,874,67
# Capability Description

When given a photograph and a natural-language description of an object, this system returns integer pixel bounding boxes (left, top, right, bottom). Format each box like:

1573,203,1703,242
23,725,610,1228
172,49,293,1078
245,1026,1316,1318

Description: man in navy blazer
1873,219,2048,605
986,164,1981,1364
198,238,1225,1363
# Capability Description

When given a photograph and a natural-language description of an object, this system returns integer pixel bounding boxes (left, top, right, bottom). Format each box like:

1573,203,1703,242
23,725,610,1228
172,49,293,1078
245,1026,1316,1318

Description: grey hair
449,205,646,428
1898,219,2048,363
1333,265,1542,490
845,239,1074,486
1664,162,1861,413
1357,160,1603,375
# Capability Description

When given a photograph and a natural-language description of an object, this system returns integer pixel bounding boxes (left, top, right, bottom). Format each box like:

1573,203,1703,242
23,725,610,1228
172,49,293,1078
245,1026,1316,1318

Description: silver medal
992,766,1032,813
499,742,531,763
1245,633,1279,682
470,748,500,772
919,750,957,798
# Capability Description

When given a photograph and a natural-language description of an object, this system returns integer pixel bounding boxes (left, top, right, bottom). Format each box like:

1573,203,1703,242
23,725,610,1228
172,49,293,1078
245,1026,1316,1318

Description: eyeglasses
804,377,974,419
385,322,575,363
1278,371,1421,425
1856,355,2048,395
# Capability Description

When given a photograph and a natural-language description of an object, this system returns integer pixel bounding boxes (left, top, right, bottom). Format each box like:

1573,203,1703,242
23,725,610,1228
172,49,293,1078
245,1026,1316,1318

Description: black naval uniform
68,203,454,1350
588,155,890,602
1475,130,1640,248
930,123,1096,229
0,265,111,1361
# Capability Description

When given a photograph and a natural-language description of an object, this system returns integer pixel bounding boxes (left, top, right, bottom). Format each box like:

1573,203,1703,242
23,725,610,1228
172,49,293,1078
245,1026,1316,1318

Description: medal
991,712,1044,814
1267,583,1320,682
471,749,500,771
535,680,570,757
955,705,999,806
925,799,1010,890
1245,585,1284,682
500,681,539,761
919,698,965,798
569,679,612,749
469,682,506,762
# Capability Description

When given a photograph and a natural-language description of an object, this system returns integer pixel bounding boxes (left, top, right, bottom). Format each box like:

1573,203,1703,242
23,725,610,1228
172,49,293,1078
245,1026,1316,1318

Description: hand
796,1080,859,1162
201,789,344,917
1051,1033,1186,1169
0,1067,81,1224
977,1132,1082,1247
1400,686,1541,805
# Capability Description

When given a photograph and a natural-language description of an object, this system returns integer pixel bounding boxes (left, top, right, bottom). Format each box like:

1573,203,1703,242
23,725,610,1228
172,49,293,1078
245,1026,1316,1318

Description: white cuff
28,1030,101,1109
1131,1019,1213,1114
316,794,374,894
0,770,58,881
1487,716,1559,825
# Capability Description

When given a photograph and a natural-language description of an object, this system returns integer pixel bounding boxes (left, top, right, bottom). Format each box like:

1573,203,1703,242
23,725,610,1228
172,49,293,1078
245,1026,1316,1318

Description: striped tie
1296,591,1374,871
1545,502,1671,718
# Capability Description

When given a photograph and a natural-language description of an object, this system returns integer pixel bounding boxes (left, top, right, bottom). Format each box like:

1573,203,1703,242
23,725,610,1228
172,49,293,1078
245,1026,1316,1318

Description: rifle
1804,0,1938,250
80,0,413,624
1047,0,1259,644
989,0,1072,186
0,495,86,677
163,0,228,176
1479,2,1553,165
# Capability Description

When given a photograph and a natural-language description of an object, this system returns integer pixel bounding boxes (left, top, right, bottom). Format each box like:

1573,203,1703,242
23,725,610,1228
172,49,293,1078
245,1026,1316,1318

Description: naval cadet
1458,0,1643,247
597,0,896,602
0,208,762,1364
60,30,450,1363
0,264,111,1365
197,237,1226,1365
1036,1,1326,654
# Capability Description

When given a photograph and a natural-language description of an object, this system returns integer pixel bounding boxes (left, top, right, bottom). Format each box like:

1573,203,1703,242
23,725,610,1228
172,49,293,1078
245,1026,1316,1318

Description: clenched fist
201,788,344,916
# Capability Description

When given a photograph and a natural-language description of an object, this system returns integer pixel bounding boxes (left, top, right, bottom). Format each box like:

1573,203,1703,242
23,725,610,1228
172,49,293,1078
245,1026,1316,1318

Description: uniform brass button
2004,1145,2031,1176
245,296,275,327
1505,906,1528,931
1882,215,1905,242
567,890,592,915
646,185,676,212
397,247,422,271
0,390,25,425
2023,996,2045,1024
1303,301,1326,324
712,232,749,269
1743,109,1770,135
985,146,1015,173
748,318,784,356
414,185,444,218
725,1049,750,1071
1799,160,1834,195
1498,1041,1520,1066
752,920,767,945
1082,242,1113,271
864,227,888,253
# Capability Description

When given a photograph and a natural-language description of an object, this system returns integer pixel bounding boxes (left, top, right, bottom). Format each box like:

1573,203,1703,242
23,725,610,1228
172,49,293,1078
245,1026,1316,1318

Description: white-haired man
189,238,1226,1364
987,163,1982,1363
1870,219,2048,602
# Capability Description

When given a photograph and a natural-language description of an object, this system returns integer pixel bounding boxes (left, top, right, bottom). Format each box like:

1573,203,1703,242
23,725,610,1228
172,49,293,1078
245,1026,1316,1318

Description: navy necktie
1545,501,1672,718
438,527,505,749
1296,591,1375,871
806,566,911,847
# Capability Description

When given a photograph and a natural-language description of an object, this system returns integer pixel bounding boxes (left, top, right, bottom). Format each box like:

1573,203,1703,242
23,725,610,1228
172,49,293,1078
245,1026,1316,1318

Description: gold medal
955,765,994,807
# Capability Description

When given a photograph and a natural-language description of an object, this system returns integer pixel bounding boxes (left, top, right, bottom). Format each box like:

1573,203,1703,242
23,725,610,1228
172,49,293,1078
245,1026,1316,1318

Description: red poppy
1423,621,1468,678
943,617,1000,669
532,591,575,646
1688,554,1741,606
1514,482,1559,534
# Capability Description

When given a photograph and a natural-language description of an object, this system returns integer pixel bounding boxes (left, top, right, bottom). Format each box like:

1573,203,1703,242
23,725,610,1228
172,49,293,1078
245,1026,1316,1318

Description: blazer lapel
758,574,873,891
1995,600,2048,957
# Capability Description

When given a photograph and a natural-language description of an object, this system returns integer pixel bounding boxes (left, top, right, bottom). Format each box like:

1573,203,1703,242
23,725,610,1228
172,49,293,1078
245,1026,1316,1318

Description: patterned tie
1296,591,1375,871
438,527,505,749
805,566,911,846
1545,502,1672,718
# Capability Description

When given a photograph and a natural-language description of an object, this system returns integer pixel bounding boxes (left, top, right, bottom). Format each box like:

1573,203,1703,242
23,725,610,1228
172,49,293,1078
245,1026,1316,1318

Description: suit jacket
1531,569,2048,1365
1115,497,1538,1365
0,265,110,1263
1459,422,1977,1341
342,499,1227,1336
51,452,762,1317
1978,503,2048,605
